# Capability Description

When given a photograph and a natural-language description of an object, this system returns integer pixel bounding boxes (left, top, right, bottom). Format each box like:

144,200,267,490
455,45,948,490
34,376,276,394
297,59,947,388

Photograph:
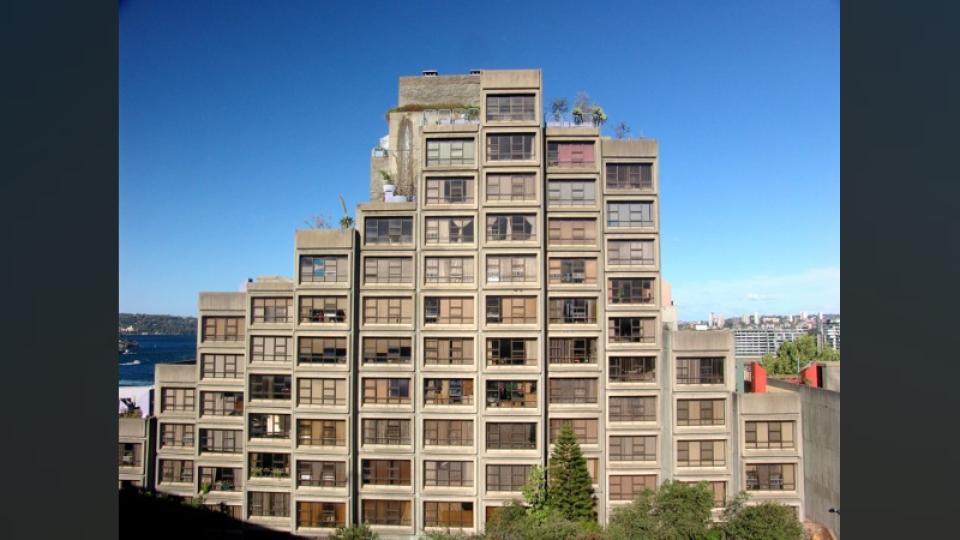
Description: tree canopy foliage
762,333,840,374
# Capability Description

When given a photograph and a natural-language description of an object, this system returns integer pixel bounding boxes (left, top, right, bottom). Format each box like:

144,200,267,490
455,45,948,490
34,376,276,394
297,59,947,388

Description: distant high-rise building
735,328,813,357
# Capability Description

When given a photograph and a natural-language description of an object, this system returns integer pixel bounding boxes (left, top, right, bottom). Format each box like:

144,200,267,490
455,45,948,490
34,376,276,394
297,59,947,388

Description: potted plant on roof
571,107,584,125
465,105,480,122
591,104,607,128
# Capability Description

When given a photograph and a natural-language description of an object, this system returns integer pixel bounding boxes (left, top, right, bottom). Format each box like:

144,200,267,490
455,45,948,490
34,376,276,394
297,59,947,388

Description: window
362,459,412,486
677,399,725,427
159,459,193,484
424,378,474,405
363,337,412,365
201,354,242,378
248,491,289,518
363,378,411,405
609,278,655,305
486,133,535,161
486,214,535,241
680,481,728,508
487,338,537,366
362,500,412,526
609,396,656,422
486,465,531,492
549,378,598,404
160,423,194,448
199,429,241,454
610,436,657,462
677,440,726,467
202,317,243,342
297,461,347,488
424,337,474,365
549,418,599,444
745,421,795,449
208,504,243,519
486,173,536,201
249,413,291,439
251,297,293,323
299,296,348,323
298,337,347,365
676,357,725,384
251,336,292,363
364,257,413,284
548,258,598,285
609,357,656,383
199,467,241,492
485,296,537,324
424,297,475,324
161,387,195,413
365,216,414,245
606,163,653,190
485,422,537,450
298,419,346,447
486,381,537,408
548,297,598,324
486,94,535,121
298,501,346,528
427,138,475,167
424,256,474,285
607,202,654,228
608,317,657,344
549,338,597,364
745,463,796,491
548,218,597,246
607,240,656,266
486,255,537,283
249,374,291,401
426,177,474,204
424,461,474,487
118,443,141,467
363,418,411,446
299,255,348,283
548,180,596,206
547,142,595,168
363,297,413,324
298,378,347,406
200,391,243,417
425,217,475,244
425,419,473,447
609,475,657,501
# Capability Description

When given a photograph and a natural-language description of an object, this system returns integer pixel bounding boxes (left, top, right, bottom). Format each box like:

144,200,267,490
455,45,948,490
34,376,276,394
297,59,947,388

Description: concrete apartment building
145,69,806,538
734,327,813,357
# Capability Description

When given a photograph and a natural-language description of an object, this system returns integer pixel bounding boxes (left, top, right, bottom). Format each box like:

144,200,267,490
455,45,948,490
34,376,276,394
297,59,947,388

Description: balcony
420,108,480,126
545,114,601,128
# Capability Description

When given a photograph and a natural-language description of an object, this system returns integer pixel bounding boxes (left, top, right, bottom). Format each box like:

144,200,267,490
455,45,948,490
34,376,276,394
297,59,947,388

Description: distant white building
820,318,840,351
735,328,812,356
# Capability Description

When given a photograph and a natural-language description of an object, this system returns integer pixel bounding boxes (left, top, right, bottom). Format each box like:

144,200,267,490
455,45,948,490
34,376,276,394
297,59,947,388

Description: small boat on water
118,338,139,353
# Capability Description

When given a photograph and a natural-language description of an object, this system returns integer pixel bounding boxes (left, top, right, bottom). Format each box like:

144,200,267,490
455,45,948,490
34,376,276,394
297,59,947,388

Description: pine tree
546,424,596,523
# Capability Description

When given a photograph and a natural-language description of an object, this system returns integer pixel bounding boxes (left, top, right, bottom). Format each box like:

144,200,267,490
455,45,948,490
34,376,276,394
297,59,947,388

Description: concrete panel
198,292,245,311
601,138,659,158
155,363,197,383
673,329,733,353
119,417,148,437
399,74,481,106
480,69,541,90
295,229,354,249
740,389,801,415
247,277,294,292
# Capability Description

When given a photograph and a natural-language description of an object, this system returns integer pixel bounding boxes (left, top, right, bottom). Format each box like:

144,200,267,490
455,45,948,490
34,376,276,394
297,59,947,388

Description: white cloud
671,267,840,320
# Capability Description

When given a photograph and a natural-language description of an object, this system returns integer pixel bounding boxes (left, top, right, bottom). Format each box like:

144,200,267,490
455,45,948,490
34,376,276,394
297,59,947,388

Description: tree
651,480,713,538
722,501,804,540
605,481,712,539
614,121,631,139
338,194,354,230
546,425,596,523
550,98,569,122
521,465,548,513
762,334,830,375
574,91,591,112
331,523,378,540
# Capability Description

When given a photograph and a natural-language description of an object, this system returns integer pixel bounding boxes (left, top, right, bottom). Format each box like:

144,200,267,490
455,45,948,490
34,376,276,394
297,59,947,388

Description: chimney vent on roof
422,70,438,77
469,69,481,75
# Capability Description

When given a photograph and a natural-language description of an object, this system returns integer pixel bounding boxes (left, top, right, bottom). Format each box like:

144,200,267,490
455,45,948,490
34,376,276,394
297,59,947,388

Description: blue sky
120,0,839,321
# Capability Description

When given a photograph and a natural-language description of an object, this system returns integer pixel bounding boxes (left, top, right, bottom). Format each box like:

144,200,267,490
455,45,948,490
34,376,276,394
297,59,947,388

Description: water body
119,334,196,386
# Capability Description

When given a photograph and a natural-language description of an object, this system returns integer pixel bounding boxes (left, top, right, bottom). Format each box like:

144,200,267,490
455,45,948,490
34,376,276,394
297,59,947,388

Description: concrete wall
822,364,840,392
398,74,481,107
769,379,841,538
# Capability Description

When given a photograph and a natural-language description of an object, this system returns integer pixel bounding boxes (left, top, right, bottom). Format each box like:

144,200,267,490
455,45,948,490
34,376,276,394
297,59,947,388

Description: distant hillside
119,313,197,335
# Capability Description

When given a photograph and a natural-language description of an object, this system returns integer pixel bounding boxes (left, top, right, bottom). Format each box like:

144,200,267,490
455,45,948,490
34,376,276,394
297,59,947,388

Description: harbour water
118,334,196,386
